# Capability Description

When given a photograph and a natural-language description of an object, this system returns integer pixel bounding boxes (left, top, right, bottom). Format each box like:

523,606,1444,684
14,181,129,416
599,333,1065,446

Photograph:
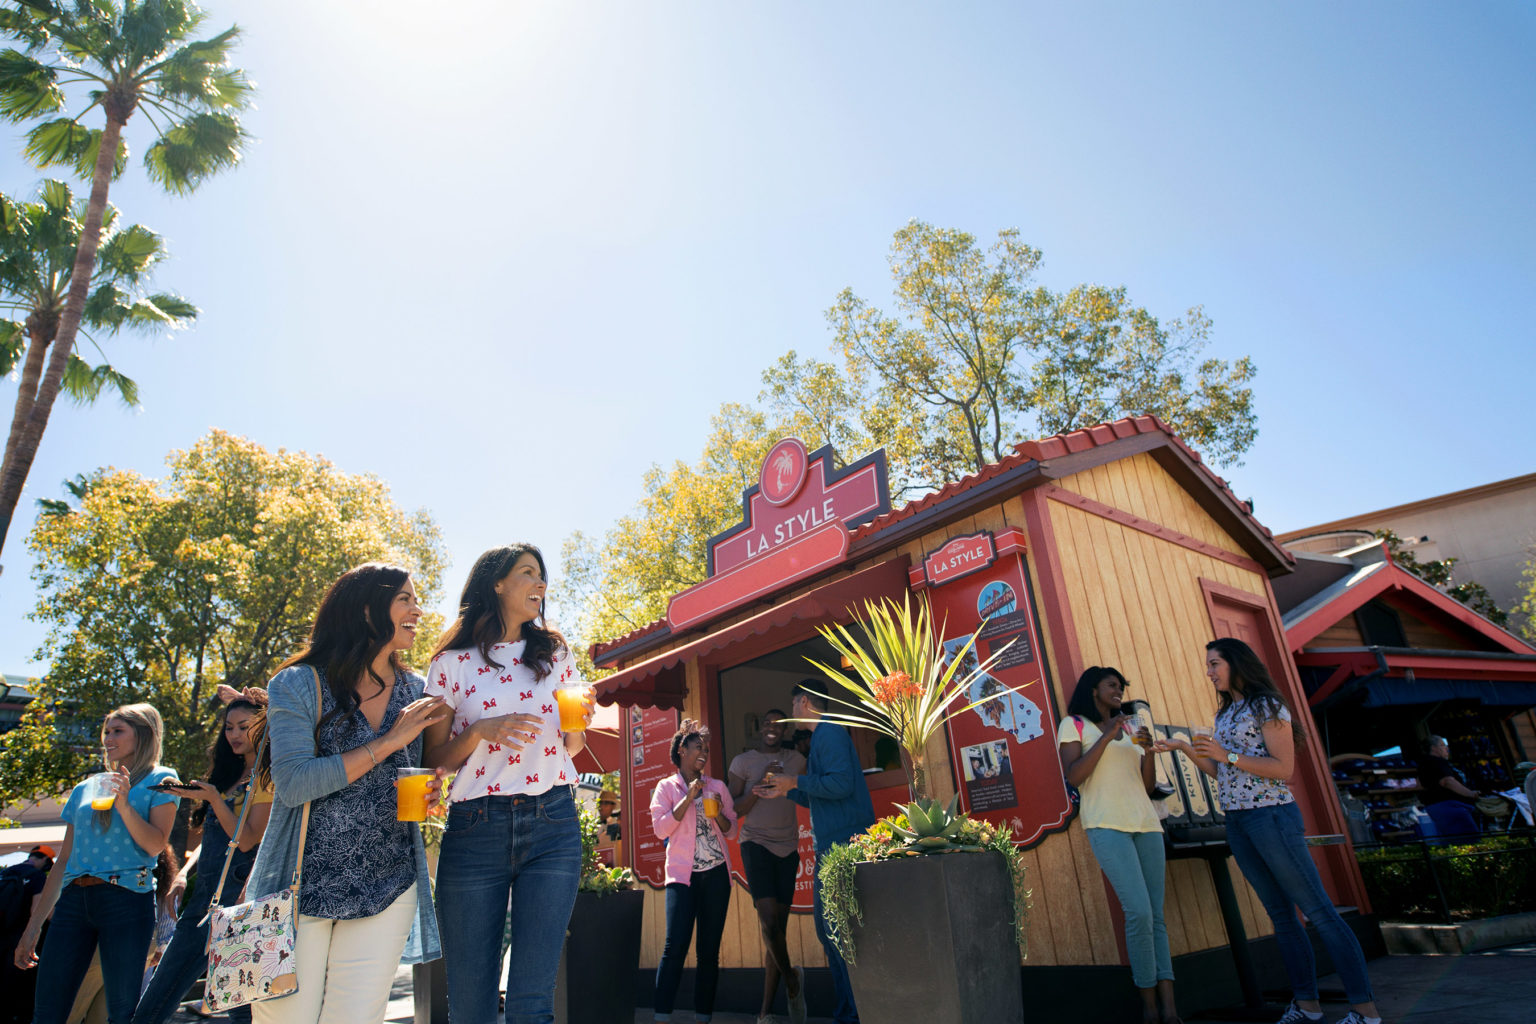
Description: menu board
624,704,680,888
933,542,1075,848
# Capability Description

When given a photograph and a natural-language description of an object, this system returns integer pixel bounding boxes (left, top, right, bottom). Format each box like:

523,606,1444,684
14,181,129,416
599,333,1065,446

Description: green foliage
1357,836,1536,922
1518,555,1536,643
1375,530,1508,627
563,222,1258,659
817,813,1030,964
0,431,447,808
576,799,634,896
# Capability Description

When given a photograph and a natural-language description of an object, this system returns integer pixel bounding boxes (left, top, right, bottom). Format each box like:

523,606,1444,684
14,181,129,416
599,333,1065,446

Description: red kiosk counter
590,419,1375,1019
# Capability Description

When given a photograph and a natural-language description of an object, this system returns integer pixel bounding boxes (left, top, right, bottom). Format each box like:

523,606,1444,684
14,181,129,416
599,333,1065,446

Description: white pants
253,882,417,1024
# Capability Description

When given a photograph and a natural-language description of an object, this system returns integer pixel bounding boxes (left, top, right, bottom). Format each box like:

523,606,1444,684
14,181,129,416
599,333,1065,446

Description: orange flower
871,671,923,704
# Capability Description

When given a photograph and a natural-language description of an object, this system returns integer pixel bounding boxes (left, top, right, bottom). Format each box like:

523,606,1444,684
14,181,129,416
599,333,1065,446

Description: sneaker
1333,1015,1378,1024
788,965,808,1024
1276,1002,1323,1024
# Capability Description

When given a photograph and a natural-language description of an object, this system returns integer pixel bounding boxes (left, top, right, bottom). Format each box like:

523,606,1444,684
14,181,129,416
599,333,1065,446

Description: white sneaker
1276,1002,1323,1024
788,965,808,1024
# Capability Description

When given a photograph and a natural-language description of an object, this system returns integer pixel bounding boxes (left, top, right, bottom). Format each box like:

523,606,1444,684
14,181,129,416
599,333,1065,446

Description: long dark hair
281,562,413,739
192,694,268,828
432,544,567,679
1065,666,1129,725
1205,637,1302,740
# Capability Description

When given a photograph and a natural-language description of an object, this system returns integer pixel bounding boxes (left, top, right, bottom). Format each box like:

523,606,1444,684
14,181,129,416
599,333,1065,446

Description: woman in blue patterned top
13,703,182,1024
246,563,448,1024
1159,638,1382,1024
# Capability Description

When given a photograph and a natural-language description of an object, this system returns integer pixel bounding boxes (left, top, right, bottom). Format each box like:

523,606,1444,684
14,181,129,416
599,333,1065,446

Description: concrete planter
845,851,1023,1024
556,888,646,1024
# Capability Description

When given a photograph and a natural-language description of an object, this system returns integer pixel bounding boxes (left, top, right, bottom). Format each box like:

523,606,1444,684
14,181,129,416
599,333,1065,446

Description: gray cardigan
244,664,442,963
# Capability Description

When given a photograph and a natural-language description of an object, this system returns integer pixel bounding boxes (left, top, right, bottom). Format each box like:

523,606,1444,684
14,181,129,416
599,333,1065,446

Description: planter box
556,888,646,1024
845,851,1023,1024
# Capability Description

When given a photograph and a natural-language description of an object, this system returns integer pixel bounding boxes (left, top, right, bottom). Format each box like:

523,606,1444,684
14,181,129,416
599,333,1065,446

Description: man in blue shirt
756,678,875,1024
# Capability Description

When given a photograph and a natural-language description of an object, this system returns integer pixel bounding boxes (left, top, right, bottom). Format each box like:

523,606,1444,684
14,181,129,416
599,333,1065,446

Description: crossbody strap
201,733,267,923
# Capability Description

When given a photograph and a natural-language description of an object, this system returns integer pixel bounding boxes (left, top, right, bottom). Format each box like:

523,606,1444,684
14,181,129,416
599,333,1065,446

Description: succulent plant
889,795,966,850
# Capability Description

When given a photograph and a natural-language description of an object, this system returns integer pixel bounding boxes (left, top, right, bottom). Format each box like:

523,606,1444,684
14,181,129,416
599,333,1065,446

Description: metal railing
1354,833,1536,924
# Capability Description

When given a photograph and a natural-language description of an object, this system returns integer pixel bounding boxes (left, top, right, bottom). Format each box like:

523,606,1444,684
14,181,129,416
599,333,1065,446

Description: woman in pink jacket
648,718,738,1023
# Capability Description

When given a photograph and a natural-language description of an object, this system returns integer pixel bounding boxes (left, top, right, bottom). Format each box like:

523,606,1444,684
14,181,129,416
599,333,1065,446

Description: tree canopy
560,222,1259,669
0,430,446,808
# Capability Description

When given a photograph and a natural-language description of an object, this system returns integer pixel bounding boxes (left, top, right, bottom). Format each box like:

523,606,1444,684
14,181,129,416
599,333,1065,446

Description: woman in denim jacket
649,718,739,1024
245,563,447,1024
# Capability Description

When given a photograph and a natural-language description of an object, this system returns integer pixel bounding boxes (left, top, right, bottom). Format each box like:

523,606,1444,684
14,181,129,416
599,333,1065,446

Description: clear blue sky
3,1,1534,673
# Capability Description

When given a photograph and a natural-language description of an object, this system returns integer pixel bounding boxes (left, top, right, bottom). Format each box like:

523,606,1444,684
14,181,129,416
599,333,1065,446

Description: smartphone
151,780,202,792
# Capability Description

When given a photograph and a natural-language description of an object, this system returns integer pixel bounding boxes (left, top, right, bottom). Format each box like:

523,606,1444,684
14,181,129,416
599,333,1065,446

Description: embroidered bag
200,668,320,1013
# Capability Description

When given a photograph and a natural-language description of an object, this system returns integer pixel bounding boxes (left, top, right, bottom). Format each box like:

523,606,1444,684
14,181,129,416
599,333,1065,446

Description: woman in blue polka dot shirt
13,703,182,1024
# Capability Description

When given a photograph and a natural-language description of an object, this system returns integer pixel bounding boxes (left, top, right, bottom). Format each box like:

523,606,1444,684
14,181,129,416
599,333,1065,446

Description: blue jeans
812,853,858,1024
1225,802,1375,1005
653,864,731,1021
131,845,255,1024
32,882,155,1024
1426,800,1479,840
435,789,582,1024
1086,828,1173,989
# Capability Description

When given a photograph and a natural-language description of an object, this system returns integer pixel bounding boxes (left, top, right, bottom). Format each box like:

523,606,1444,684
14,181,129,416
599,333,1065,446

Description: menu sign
930,535,1074,848
623,704,680,888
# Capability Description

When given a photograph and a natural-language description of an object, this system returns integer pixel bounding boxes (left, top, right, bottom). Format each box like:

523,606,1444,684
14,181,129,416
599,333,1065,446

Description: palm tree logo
761,439,807,504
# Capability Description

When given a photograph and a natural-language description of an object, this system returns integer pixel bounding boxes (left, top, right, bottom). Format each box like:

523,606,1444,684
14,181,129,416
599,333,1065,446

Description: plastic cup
85,773,116,811
555,686,593,732
397,768,434,822
702,795,722,819
1124,701,1154,748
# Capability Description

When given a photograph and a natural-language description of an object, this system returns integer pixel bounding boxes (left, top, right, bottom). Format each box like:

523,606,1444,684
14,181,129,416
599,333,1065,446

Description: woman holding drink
13,704,181,1024
650,718,739,1024
1058,668,1180,1024
245,563,448,1024
133,689,273,1024
422,543,594,1024
1159,639,1382,1024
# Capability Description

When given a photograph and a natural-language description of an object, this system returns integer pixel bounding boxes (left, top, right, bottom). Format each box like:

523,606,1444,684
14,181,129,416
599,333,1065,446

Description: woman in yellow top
1057,667,1180,1024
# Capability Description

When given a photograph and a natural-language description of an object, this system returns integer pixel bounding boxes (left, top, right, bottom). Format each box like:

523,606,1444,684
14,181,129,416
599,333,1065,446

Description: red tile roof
591,415,1282,665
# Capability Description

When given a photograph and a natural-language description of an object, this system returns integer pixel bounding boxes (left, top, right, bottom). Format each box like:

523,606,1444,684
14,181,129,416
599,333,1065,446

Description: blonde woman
13,704,181,1024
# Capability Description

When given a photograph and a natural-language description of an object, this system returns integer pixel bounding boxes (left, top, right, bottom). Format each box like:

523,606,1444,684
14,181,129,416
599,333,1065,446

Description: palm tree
1,180,198,491
0,0,251,561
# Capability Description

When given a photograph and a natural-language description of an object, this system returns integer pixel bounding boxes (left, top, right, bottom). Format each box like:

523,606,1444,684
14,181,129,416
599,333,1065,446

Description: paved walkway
158,942,1535,1023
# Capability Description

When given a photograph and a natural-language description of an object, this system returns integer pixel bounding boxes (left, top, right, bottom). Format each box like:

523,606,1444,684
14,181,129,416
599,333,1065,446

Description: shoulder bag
200,666,322,1013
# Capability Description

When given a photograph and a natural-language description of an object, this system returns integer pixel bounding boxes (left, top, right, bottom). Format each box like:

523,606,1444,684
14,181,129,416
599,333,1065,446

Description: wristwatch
1226,751,1241,765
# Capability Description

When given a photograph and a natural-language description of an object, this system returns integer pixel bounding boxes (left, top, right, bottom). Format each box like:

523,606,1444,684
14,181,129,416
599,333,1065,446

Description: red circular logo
760,438,808,506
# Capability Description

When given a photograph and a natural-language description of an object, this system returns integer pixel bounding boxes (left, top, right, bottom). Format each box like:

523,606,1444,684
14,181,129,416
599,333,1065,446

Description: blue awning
1352,677,1536,708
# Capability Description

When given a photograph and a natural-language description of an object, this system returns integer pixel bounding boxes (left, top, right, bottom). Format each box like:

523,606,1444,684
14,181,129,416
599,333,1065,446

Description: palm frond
22,114,91,167
142,109,244,194
0,9,54,50
94,221,164,279
81,281,130,328
0,47,65,119
37,176,73,214
139,292,196,322
62,353,139,407
0,318,25,376
68,123,130,180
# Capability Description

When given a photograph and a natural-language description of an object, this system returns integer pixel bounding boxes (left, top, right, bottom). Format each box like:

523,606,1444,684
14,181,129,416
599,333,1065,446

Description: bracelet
363,742,379,766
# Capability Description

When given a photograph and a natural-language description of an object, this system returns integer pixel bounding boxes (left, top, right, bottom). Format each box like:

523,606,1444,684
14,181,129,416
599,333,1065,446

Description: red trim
1308,663,1360,707
1020,487,1084,690
1040,484,1264,573
1285,559,1536,655
1380,652,1536,681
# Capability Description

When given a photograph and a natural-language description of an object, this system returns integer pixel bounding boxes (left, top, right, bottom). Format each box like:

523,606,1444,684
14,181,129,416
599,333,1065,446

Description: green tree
0,0,252,561
1,179,197,479
1375,529,1508,627
0,430,447,810
562,222,1259,659
1516,553,1536,643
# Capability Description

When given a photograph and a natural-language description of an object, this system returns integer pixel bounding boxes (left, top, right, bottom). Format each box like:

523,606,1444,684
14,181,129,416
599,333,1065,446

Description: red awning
593,556,911,708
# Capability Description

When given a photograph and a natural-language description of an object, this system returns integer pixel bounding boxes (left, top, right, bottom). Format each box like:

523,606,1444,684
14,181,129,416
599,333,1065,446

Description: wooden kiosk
590,418,1373,1019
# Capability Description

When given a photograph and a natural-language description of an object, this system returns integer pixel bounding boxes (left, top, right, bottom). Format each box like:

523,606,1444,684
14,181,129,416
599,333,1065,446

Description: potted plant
809,594,1031,1024
555,797,641,1024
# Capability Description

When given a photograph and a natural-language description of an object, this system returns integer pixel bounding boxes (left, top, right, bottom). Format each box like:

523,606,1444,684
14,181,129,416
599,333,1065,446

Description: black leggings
653,864,732,1018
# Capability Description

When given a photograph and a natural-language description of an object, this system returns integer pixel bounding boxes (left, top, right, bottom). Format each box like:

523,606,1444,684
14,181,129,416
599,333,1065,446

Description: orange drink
702,796,721,819
85,773,115,811
397,768,434,822
555,686,593,732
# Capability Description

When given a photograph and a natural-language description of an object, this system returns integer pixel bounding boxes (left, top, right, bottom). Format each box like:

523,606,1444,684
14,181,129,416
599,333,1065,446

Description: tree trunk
1,321,51,488
903,747,933,804
0,115,125,558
